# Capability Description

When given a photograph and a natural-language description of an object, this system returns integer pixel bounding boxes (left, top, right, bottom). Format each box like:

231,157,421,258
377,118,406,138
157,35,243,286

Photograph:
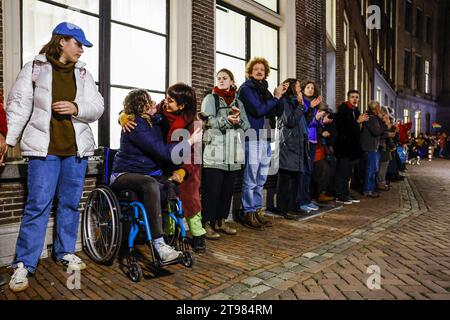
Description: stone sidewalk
1,160,448,300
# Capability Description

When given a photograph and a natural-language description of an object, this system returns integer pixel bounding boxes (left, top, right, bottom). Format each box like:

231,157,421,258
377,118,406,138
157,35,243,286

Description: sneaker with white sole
9,263,29,293
156,243,183,263
347,196,361,203
336,198,353,205
58,254,87,271
305,203,320,211
299,205,313,213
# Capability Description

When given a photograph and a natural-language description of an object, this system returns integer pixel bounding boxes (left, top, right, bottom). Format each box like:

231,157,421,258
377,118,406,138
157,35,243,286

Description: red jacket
398,122,412,145
0,94,7,138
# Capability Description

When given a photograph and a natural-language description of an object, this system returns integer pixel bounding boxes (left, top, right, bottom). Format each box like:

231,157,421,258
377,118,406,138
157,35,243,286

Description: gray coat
201,93,251,171
278,98,309,173
360,111,385,152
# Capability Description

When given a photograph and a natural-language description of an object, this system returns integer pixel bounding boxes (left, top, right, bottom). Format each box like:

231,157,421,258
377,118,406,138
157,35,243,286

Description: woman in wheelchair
110,89,202,264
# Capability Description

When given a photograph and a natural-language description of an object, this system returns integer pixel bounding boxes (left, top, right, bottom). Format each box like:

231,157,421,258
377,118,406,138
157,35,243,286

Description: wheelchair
82,148,194,282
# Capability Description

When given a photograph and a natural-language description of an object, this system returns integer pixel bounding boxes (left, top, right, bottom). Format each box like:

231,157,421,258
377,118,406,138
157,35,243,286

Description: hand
316,110,326,121
170,172,182,183
230,106,240,116
0,134,7,166
311,96,322,108
227,115,240,125
296,90,303,104
52,101,78,116
357,113,369,123
188,128,203,145
122,120,137,133
323,114,333,124
322,131,331,138
274,83,289,99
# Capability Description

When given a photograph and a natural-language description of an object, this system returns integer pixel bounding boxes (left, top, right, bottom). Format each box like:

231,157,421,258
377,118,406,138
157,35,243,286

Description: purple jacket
303,98,323,144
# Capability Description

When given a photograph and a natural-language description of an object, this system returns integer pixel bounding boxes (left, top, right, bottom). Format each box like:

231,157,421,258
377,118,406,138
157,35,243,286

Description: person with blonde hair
237,57,287,230
360,100,385,197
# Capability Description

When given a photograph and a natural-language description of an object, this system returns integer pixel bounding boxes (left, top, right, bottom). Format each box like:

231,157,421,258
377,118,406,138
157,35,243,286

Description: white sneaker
58,254,87,271
156,243,183,263
9,263,29,293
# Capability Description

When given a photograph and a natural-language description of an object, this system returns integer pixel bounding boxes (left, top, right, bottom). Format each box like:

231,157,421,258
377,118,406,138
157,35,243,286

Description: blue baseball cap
52,22,93,48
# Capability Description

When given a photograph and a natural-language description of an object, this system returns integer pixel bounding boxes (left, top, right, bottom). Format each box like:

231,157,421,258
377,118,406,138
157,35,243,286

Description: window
425,60,431,94
22,0,169,149
216,4,279,92
384,93,388,107
344,13,350,96
415,55,422,92
354,40,358,90
426,17,433,44
404,50,412,88
252,0,278,12
326,0,336,45
416,8,423,40
360,58,364,110
376,31,381,64
404,109,410,123
415,111,421,137
377,87,382,103
405,1,412,32
390,0,393,29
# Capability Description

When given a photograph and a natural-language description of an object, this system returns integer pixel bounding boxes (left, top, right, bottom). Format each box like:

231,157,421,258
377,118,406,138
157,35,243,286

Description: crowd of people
1,22,449,294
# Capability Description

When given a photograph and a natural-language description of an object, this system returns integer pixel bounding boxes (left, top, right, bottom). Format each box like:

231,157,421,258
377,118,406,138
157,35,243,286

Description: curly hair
124,89,152,115
245,57,271,80
281,78,299,99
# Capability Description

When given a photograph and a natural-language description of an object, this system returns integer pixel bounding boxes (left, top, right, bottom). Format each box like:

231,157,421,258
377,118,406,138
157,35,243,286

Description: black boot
192,236,206,253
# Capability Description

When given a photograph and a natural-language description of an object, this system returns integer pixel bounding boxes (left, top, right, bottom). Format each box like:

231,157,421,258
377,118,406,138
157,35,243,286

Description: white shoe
58,254,87,271
156,243,183,263
9,263,29,293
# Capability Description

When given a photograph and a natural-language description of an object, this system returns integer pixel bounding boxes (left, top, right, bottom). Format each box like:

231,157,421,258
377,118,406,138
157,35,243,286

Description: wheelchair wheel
82,186,122,265
128,261,143,282
182,251,195,268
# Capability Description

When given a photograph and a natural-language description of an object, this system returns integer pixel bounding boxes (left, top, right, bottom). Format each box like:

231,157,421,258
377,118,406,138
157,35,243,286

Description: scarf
250,77,272,101
163,108,189,142
213,87,236,106
346,101,356,109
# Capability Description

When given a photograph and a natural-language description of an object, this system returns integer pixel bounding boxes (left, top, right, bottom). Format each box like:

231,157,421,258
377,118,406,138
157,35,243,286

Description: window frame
216,1,280,88
20,0,170,148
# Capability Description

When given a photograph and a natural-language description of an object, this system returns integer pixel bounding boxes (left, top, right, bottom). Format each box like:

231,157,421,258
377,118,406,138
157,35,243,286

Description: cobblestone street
1,160,450,300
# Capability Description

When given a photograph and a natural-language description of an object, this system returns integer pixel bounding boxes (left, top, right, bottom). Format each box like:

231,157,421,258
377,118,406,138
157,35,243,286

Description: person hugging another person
200,69,250,240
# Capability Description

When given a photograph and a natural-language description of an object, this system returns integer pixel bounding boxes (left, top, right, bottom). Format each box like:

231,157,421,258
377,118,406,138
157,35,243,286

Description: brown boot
318,193,334,203
255,208,273,227
215,219,237,235
204,222,221,240
242,212,265,230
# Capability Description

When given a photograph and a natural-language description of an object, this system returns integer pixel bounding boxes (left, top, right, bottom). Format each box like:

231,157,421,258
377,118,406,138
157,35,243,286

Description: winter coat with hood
6,54,104,157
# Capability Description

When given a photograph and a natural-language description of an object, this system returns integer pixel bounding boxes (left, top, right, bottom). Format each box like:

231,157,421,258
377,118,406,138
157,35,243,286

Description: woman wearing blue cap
5,22,104,292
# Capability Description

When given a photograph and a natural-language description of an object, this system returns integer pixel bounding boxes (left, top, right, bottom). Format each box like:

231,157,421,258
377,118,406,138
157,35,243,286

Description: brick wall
0,176,98,226
0,0,3,93
295,0,326,95
191,0,215,108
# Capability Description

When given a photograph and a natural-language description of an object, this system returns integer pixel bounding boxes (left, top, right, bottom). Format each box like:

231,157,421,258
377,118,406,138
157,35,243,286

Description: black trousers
276,169,300,213
110,173,164,239
201,168,239,223
313,159,332,195
335,157,357,200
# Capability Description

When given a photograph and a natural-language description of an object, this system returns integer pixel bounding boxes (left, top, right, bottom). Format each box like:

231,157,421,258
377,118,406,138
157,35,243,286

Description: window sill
0,160,102,180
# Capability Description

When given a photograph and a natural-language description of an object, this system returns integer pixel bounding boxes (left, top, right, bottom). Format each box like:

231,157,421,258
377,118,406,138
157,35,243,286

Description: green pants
164,212,206,237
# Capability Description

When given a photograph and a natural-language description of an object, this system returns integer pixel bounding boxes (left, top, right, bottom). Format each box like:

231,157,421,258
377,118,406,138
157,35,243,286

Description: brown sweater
47,56,77,156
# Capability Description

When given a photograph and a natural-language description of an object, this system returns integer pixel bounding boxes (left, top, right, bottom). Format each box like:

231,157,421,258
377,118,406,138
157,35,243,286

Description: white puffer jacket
6,54,104,157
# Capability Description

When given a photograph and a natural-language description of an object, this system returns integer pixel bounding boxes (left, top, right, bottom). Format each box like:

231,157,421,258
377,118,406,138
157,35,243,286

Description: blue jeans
242,140,271,214
14,156,88,273
364,151,380,193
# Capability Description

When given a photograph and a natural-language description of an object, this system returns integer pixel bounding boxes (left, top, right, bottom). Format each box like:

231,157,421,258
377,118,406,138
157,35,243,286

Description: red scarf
346,101,356,109
213,87,236,107
163,109,189,142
